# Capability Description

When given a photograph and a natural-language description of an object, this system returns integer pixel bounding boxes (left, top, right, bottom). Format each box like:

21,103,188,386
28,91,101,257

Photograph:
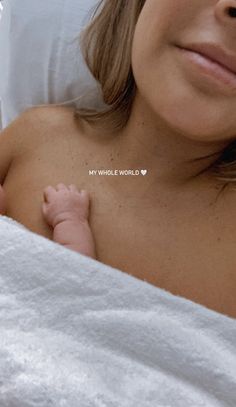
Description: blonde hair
74,0,145,132
75,0,236,187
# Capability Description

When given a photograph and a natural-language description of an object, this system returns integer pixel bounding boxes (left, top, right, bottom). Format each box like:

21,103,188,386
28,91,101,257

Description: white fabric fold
0,215,235,407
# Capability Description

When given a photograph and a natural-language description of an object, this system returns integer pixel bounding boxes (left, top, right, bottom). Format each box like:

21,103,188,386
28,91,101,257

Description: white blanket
0,216,235,407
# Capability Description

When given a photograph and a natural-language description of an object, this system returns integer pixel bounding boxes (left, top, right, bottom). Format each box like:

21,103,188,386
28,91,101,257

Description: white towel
0,215,235,407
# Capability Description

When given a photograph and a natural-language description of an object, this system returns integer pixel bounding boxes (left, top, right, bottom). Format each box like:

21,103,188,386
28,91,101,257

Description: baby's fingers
55,183,68,192
42,202,48,216
41,201,55,227
68,184,79,193
43,186,56,202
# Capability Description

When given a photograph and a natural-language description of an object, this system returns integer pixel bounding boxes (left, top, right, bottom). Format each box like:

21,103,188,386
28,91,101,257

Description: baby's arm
42,184,97,258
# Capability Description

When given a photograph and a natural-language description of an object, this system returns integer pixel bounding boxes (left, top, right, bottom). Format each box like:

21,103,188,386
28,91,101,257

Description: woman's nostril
227,7,236,17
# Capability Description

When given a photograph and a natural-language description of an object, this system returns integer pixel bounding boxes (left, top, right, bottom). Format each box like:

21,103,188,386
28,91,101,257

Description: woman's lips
177,46,236,90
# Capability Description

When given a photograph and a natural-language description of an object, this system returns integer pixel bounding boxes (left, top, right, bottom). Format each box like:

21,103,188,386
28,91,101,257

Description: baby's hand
42,183,90,228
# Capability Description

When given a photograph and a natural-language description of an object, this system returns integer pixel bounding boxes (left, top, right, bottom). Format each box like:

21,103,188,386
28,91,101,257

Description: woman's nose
215,0,236,27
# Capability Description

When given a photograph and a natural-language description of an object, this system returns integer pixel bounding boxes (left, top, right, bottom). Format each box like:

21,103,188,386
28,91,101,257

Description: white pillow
0,0,105,129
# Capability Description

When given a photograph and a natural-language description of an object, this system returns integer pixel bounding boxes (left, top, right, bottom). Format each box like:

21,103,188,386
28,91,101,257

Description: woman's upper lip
177,43,236,74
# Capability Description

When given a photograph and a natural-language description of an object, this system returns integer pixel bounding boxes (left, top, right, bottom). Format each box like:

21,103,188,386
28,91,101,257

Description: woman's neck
78,94,231,196
114,93,231,188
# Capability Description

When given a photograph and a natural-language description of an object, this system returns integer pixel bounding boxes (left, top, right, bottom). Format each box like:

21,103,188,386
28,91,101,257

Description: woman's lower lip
177,47,236,90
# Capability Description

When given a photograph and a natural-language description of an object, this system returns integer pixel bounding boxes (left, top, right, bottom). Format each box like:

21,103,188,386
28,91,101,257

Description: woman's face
131,0,236,142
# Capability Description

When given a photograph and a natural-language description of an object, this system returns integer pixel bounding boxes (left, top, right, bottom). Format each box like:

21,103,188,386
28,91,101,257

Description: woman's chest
89,191,236,317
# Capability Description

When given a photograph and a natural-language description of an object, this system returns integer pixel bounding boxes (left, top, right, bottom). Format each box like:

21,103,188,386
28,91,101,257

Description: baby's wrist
53,212,88,228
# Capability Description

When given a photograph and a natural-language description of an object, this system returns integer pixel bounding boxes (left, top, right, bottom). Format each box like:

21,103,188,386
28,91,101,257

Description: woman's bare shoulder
19,105,77,134
27,105,76,121
3,106,80,152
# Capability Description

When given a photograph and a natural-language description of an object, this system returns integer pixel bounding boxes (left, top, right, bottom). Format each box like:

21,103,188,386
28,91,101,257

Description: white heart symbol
141,169,147,176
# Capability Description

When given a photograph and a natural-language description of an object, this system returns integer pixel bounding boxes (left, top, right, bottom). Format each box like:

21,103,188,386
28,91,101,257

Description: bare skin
0,126,96,258
0,185,7,215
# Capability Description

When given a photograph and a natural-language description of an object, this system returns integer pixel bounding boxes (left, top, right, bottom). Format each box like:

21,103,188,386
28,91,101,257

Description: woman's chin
155,102,234,143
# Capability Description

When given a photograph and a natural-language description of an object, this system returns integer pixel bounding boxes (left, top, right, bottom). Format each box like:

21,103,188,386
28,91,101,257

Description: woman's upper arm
0,108,38,184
